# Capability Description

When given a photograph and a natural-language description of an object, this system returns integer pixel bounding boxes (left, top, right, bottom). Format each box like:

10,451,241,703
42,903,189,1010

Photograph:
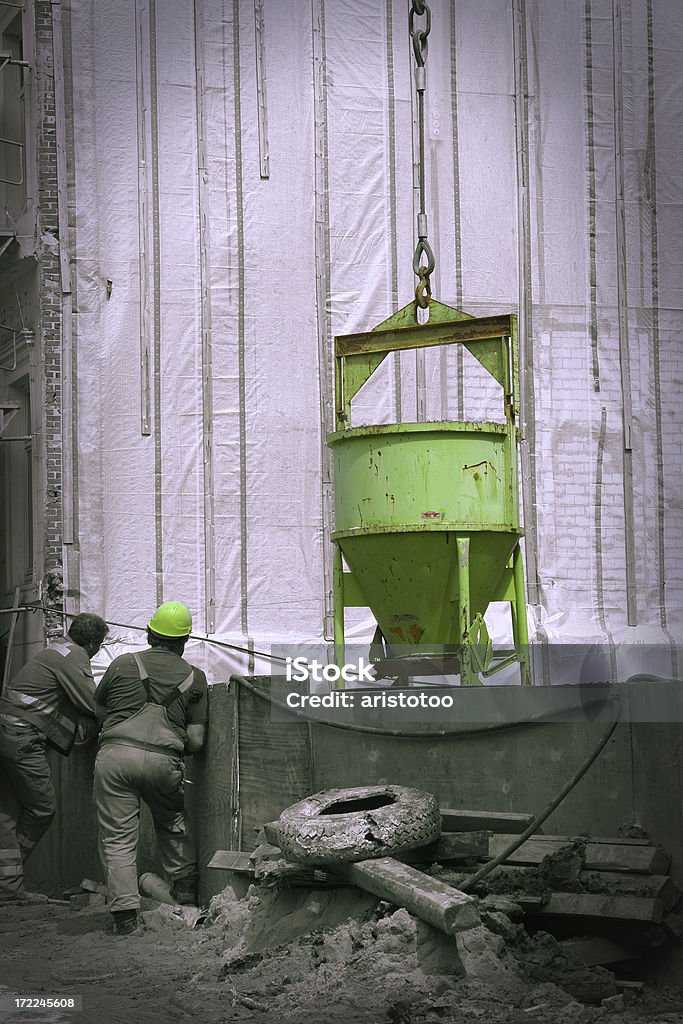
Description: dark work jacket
0,641,96,754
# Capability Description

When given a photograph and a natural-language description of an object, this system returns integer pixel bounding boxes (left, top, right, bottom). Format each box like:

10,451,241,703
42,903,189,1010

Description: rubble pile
171,880,682,1024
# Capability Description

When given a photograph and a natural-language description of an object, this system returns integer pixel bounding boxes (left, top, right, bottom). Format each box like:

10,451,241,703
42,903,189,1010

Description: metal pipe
194,0,216,633
611,0,637,626
312,0,335,640
135,0,152,437
51,1,74,550
461,699,621,892
511,0,540,610
1,588,21,695
512,544,530,684
333,545,345,671
253,0,270,178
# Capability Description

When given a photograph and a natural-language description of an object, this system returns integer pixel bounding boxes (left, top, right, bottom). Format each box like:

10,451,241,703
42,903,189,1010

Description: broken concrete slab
70,892,106,912
79,878,106,894
479,894,526,920
236,883,379,954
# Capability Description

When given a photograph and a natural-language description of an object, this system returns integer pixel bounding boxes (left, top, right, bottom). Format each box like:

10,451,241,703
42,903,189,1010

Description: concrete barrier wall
26,679,683,896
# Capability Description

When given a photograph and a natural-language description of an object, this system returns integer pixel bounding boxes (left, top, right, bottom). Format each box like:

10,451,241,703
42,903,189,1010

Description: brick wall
35,0,63,639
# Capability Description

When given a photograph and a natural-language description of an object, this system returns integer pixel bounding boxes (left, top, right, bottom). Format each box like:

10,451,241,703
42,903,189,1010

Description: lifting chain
409,0,434,309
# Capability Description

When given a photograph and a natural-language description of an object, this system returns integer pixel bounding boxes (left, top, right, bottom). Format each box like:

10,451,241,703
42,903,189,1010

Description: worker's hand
74,714,99,746
184,723,206,754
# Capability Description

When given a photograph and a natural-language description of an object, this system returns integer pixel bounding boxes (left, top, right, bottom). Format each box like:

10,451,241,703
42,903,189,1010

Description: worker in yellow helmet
92,601,208,936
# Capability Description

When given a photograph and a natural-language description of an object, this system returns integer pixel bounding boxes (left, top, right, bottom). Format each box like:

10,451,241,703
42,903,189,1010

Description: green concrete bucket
329,422,521,648
329,299,530,685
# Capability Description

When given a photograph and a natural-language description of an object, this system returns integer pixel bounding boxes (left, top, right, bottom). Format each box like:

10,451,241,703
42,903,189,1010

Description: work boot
112,909,140,936
170,879,198,906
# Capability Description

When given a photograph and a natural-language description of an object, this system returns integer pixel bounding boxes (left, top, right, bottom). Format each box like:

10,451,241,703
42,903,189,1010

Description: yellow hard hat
147,601,193,638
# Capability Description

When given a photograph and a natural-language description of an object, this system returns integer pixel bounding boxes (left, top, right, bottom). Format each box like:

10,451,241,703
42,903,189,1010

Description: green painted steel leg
333,545,346,680
456,536,479,686
512,543,531,685
455,536,471,642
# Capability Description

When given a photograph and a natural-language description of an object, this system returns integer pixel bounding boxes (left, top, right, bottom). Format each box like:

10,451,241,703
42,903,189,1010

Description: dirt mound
170,882,658,1024
3,883,683,1023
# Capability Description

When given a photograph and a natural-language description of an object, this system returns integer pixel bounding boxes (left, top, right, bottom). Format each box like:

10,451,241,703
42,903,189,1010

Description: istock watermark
266,642,683,726
285,655,376,684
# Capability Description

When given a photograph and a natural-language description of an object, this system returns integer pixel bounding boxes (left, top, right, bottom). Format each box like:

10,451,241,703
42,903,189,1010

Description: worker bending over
93,601,207,936
0,613,109,904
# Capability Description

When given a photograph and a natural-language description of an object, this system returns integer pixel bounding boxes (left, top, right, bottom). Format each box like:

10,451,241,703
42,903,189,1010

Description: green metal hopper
329,300,530,686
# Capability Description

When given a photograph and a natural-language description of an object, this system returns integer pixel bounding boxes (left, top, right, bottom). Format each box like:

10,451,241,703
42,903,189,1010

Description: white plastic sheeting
63,0,682,679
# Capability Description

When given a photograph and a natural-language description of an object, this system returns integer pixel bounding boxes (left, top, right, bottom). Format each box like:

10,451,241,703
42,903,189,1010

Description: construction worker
0,612,109,904
93,601,208,936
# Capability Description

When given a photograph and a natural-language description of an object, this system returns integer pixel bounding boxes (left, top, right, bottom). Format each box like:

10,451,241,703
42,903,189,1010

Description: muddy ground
2,884,683,1024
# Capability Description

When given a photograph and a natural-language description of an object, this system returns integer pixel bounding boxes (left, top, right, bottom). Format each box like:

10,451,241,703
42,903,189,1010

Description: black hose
459,695,622,892
623,674,679,684
230,673,617,740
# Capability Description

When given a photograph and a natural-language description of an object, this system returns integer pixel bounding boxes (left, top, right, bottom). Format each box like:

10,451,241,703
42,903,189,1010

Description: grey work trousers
0,722,56,899
93,743,197,913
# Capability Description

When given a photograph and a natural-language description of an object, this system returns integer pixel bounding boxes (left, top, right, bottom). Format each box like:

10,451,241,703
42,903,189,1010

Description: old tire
276,784,441,865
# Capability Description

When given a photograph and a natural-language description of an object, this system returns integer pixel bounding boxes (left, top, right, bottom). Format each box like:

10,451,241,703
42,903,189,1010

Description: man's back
93,603,205,928
96,647,208,746
0,641,96,753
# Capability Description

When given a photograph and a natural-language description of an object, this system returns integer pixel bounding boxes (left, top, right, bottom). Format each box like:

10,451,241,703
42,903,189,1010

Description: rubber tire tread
276,784,441,865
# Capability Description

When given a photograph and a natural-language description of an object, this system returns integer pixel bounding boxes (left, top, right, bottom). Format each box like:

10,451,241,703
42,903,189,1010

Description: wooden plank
486,837,567,864
635,924,669,948
524,892,664,924
260,829,489,866
487,836,670,874
531,834,651,847
484,865,677,909
331,857,480,936
580,871,679,910
399,831,490,864
582,844,670,875
440,809,536,834
663,912,683,938
511,895,545,910
560,937,636,967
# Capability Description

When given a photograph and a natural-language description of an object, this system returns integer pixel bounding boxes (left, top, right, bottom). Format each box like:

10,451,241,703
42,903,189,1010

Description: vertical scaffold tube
513,544,531,684
333,545,345,678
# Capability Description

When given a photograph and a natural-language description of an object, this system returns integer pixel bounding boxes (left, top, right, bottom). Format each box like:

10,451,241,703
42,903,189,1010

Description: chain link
409,0,434,308
413,239,434,308
408,1,430,67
